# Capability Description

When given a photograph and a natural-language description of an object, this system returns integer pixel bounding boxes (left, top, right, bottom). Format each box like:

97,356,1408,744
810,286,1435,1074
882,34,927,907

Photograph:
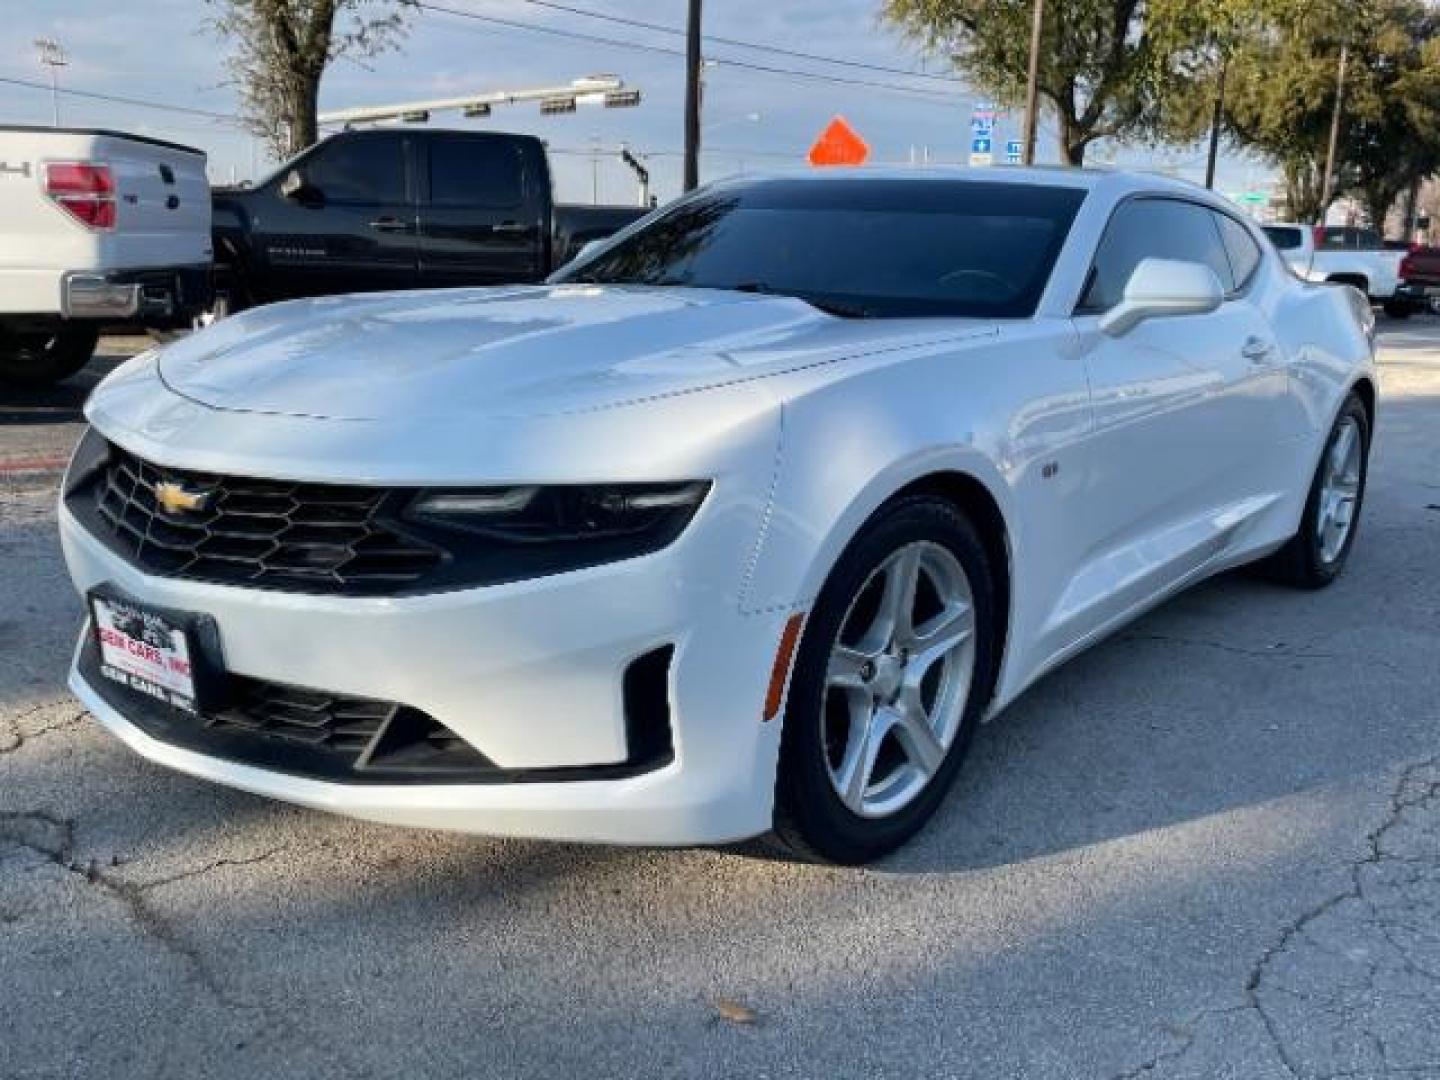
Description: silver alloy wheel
822,541,977,819
1317,415,1363,564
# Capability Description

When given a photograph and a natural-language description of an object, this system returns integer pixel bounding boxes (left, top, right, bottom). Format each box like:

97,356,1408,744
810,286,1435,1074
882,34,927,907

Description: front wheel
1263,392,1370,589
0,324,100,388
1383,299,1414,319
771,496,998,864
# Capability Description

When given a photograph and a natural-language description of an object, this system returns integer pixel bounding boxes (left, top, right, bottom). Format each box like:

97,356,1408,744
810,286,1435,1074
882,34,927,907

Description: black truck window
429,138,525,208
304,137,405,204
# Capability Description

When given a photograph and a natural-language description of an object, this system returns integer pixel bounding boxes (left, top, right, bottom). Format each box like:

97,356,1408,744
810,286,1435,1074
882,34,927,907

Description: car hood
156,285,992,421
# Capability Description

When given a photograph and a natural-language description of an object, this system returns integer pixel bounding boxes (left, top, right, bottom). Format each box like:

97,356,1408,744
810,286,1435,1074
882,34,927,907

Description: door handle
491,222,533,237
1241,336,1276,364
368,217,413,233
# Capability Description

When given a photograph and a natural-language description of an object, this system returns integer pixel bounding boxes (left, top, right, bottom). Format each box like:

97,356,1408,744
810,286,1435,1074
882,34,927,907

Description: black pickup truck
211,129,648,310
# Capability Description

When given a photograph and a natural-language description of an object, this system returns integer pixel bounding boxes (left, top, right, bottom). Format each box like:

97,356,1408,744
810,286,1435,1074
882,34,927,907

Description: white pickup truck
1262,223,1415,317
0,126,213,386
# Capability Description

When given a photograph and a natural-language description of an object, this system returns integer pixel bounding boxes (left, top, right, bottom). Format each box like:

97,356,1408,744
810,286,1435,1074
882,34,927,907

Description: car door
417,133,546,287
262,133,418,300
1046,197,1287,653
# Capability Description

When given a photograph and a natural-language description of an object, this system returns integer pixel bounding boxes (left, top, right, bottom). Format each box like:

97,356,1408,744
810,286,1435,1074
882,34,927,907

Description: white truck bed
1262,222,1408,311
0,126,213,385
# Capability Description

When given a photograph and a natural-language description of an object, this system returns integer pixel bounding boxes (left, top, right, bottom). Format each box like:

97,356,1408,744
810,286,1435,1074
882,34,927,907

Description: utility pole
683,0,703,191
1203,53,1228,190
1021,0,1044,165
1318,43,1349,225
34,38,68,127
589,134,600,205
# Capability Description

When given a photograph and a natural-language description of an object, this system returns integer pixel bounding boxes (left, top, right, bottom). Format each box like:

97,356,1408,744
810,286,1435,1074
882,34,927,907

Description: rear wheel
1383,299,1414,319
772,496,998,864
0,324,99,387
1263,393,1370,589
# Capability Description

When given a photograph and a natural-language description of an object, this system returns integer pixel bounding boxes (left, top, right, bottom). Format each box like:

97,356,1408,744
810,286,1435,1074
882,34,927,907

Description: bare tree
209,0,416,158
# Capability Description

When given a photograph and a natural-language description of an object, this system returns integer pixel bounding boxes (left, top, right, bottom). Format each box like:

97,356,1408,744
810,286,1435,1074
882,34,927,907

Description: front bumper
60,497,793,845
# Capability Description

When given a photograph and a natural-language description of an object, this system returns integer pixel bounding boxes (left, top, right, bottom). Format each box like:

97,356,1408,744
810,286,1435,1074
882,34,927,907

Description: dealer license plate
90,593,202,714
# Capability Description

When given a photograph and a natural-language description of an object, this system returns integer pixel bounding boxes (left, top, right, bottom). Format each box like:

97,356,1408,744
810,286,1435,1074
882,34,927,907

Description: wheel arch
886,471,1013,696
764,463,1017,717
1327,272,1370,295
1350,375,1376,432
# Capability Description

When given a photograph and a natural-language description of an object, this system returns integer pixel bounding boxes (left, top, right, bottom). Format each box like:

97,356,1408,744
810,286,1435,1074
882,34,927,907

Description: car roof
710,165,1222,203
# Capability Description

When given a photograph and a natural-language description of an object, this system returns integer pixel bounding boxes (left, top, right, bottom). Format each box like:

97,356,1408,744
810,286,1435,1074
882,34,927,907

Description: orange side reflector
763,612,807,721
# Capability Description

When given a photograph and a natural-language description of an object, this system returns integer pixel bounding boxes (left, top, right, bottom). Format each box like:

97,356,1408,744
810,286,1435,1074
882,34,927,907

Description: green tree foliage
882,0,1171,165
1171,0,1440,223
208,0,416,158
1343,4,1440,228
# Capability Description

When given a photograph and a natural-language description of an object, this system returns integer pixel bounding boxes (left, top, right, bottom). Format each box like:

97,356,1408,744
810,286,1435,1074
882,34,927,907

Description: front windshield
552,177,1087,319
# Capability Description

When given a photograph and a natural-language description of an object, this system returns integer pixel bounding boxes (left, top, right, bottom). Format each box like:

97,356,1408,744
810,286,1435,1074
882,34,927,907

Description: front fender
742,432,1016,618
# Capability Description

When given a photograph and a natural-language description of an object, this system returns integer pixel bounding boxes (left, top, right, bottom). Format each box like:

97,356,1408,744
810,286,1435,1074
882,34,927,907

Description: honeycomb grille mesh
92,447,442,593
203,676,492,776
213,681,398,753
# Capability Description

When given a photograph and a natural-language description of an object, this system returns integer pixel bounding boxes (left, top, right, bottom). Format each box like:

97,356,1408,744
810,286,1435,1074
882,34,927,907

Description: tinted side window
1215,213,1263,290
429,138,525,208
304,138,405,203
1263,226,1304,251
1080,198,1233,311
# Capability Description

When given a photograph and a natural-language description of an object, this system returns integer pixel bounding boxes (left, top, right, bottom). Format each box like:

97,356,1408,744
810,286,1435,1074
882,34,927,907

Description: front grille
207,676,494,778
87,446,444,594
214,681,398,753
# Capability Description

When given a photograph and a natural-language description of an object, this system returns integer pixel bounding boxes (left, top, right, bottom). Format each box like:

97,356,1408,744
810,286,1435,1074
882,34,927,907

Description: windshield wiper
730,282,873,319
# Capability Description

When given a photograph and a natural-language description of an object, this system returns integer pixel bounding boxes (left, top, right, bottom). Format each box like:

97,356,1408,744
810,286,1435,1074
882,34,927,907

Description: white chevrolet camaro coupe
60,168,1376,864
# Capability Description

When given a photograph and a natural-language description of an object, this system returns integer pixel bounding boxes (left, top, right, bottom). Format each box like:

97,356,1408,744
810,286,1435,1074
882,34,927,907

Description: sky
1,0,1276,205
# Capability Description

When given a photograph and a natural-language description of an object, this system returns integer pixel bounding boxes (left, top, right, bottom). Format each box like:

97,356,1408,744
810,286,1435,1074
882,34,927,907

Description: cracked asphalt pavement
3,320,1439,1079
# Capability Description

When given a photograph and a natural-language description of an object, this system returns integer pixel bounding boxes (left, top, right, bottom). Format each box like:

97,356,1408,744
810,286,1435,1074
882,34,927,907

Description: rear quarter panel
1268,273,1378,441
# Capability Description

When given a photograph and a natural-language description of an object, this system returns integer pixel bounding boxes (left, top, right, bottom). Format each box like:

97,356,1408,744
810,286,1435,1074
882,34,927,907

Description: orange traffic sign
808,116,870,167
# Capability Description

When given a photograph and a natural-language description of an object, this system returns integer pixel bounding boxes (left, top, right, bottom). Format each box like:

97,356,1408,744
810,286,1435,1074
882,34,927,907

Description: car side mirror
1099,257,1224,337
280,168,320,205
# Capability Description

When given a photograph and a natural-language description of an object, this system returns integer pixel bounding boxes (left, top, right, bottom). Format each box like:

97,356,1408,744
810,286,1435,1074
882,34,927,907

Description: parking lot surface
3,321,1438,1079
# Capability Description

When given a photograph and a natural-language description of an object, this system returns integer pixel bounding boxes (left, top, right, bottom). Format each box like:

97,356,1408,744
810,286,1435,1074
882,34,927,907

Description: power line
0,75,240,123
415,3,966,104
515,0,965,84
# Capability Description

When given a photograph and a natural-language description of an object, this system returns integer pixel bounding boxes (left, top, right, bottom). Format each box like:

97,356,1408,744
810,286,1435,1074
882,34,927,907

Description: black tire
771,496,999,864
1263,392,1370,589
0,324,100,388
1383,300,1414,320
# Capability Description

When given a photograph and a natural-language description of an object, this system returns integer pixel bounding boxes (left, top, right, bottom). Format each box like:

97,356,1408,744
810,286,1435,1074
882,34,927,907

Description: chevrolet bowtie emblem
154,480,212,516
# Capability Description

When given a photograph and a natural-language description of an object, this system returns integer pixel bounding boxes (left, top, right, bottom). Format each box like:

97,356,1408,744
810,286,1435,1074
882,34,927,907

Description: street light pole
1318,42,1349,225
34,38,68,127
683,0,704,191
1021,0,1044,165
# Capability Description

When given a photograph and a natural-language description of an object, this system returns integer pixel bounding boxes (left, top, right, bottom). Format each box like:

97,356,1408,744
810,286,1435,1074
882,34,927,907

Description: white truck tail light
44,162,117,230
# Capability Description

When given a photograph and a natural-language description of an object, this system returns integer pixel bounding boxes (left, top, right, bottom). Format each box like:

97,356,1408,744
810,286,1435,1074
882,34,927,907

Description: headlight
403,481,710,584
63,425,111,496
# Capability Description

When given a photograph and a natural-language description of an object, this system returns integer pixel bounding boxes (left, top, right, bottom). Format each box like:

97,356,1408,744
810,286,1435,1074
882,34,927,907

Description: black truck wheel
0,324,100,388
